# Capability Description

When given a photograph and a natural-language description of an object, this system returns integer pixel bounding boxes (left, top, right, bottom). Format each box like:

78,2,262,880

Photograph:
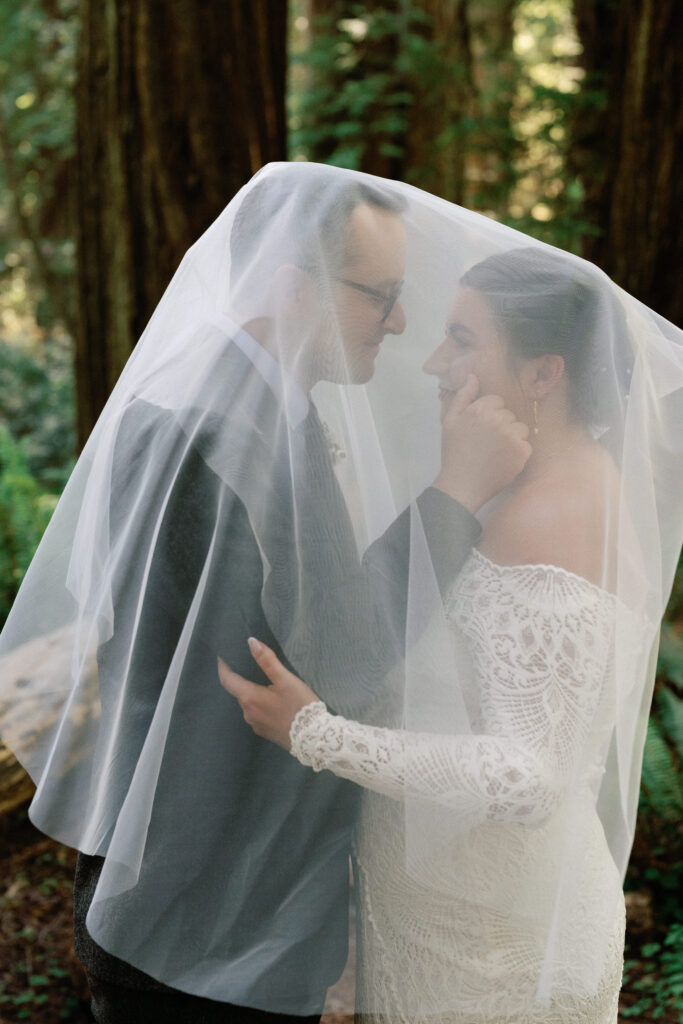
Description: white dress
290,549,627,1023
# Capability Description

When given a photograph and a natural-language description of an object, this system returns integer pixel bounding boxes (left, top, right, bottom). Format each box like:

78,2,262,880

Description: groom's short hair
229,164,406,299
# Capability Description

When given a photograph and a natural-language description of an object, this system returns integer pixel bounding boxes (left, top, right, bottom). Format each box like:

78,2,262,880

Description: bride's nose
422,339,449,376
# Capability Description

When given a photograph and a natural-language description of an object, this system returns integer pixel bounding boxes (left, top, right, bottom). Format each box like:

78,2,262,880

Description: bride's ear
271,264,317,317
524,353,565,400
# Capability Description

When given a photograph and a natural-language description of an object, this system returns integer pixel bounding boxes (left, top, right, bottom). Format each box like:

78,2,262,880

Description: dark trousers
86,972,323,1024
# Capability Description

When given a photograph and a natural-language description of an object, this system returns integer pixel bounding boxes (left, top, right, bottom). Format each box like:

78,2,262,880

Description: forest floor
0,802,678,1024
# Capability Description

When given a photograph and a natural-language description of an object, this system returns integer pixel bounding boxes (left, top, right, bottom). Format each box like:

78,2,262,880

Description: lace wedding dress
290,549,627,1023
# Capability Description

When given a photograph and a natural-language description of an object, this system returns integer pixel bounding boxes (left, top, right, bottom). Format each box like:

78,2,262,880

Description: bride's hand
217,638,320,750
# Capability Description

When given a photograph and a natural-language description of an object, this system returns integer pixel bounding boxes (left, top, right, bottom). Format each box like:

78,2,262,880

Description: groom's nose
383,298,406,335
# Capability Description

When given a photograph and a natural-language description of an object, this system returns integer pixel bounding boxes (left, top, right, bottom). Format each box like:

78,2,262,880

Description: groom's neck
241,316,317,395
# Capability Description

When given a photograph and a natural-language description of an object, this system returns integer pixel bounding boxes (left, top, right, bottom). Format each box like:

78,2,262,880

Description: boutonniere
321,420,346,466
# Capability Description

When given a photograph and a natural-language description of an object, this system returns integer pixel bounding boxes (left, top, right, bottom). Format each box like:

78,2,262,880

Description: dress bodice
290,550,628,1022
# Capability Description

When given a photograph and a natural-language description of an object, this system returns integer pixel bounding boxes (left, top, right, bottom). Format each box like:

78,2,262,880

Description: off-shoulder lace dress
290,549,627,1023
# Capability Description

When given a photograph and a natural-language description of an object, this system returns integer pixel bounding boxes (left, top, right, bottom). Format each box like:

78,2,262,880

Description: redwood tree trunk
307,0,405,179
403,0,476,204
572,0,683,325
304,1,516,207
75,0,288,446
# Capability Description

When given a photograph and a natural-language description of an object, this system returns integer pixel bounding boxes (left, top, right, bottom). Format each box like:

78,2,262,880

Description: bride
219,246,651,1023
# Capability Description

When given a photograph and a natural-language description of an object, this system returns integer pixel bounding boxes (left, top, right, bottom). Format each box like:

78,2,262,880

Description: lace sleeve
289,560,614,826
290,702,558,824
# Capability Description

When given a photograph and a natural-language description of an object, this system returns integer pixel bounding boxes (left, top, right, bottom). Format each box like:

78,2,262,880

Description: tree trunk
572,0,683,325
75,0,288,447
303,1,516,207
403,0,476,204
305,0,405,178
463,0,518,212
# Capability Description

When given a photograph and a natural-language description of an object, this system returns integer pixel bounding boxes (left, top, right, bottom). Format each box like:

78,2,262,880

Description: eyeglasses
337,278,403,322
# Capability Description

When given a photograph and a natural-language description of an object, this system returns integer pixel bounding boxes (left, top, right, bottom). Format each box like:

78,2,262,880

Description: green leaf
47,967,70,978
378,142,404,159
13,990,36,1004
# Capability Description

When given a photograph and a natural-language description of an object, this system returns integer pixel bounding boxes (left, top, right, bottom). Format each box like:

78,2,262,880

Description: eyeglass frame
336,277,404,322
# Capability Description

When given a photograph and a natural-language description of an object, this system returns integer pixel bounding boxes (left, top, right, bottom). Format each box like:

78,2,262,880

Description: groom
74,166,530,1023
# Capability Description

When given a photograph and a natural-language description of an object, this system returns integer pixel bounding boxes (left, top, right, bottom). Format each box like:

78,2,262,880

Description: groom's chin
325,361,377,387
352,352,383,385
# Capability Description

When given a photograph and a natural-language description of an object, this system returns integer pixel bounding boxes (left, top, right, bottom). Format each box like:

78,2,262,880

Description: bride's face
423,285,529,419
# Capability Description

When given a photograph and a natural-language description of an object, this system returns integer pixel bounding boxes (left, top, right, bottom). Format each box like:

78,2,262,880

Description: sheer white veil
0,161,681,1016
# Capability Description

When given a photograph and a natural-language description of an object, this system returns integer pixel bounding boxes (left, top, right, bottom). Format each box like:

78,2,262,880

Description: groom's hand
433,374,531,514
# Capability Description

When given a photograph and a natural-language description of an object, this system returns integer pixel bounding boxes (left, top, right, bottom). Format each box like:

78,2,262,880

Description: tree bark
75,0,288,446
304,1,516,207
306,0,405,178
572,0,683,325
306,0,474,192
463,0,517,211
403,0,476,204
0,106,77,339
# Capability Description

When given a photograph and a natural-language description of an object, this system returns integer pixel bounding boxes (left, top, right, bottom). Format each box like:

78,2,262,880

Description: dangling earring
533,400,539,435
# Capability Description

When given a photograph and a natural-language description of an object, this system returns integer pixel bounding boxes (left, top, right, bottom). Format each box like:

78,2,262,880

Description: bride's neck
477,415,594,528
518,415,592,484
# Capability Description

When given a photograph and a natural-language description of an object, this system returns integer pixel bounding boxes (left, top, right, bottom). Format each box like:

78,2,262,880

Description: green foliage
0,424,51,622
290,0,600,248
503,0,597,252
290,2,431,172
0,0,79,331
290,1,526,213
622,554,683,1013
0,336,74,627
0,337,75,490
0,0,77,630
622,924,683,1019
640,706,683,825
626,641,683,928
662,553,683,624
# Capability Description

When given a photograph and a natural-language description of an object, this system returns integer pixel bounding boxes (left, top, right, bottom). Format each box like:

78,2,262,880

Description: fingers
444,390,507,430
449,373,479,411
471,393,506,414
218,644,313,750
217,657,257,702
217,655,275,738
518,438,533,462
510,420,530,440
218,640,296,698
247,637,296,687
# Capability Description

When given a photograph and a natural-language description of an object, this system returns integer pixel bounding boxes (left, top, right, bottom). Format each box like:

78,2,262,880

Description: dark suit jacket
74,342,481,1012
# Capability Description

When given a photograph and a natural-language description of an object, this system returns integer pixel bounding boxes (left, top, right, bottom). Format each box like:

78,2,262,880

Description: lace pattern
291,551,614,823
289,551,627,1022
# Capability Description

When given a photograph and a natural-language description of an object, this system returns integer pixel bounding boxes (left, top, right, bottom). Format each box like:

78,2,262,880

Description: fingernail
248,637,264,656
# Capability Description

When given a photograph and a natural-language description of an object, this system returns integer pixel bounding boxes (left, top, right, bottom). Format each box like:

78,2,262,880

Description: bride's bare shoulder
477,445,619,584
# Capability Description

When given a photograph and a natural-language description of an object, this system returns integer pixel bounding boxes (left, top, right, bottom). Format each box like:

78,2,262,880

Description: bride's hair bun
460,246,632,450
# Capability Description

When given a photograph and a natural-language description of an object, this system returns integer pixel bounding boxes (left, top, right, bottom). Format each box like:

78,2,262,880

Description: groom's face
315,203,407,385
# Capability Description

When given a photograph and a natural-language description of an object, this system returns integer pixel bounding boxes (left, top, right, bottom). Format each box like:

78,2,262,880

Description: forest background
0,1,681,1022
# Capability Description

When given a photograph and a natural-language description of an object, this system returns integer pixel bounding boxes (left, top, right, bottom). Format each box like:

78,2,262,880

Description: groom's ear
272,264,317,317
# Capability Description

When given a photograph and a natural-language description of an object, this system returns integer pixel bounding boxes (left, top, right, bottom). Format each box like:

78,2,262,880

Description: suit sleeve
102,401,279,687
107,400,480,715
364,485,481,605
262,481,481,716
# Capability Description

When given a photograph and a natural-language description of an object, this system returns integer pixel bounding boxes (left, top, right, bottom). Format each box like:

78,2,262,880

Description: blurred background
0,1,681,1021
